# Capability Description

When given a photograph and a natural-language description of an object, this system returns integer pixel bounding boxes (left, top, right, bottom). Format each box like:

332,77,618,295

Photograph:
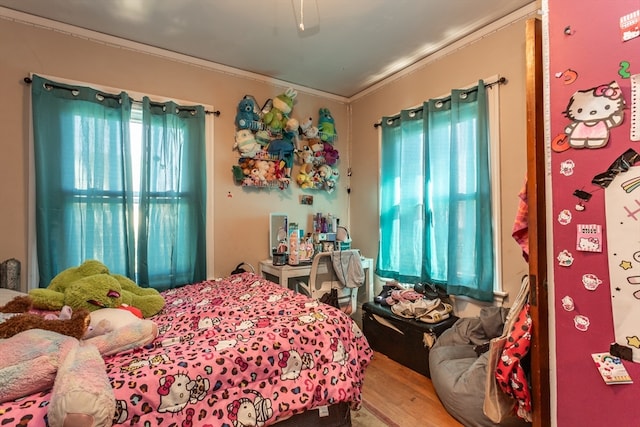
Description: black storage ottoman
362,301,457,377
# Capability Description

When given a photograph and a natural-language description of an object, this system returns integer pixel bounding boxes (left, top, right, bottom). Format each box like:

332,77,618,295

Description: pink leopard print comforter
0,273,372,426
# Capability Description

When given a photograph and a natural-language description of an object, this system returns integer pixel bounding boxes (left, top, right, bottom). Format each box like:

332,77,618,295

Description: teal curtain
378,109,425,283
377,81,494,301
137,97,207,289
31,75,207,289
32,75,134,286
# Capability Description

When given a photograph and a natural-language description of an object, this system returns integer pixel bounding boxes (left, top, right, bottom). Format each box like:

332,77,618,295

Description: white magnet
557,250,574,267
558,209,572,225
582,273,602,291
562,296,575,311
574,314,590,332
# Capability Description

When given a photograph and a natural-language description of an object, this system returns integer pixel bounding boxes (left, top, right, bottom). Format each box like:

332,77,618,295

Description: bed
0,272,373,426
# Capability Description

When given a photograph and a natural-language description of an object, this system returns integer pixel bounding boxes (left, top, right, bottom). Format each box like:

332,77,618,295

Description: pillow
84,308,158,356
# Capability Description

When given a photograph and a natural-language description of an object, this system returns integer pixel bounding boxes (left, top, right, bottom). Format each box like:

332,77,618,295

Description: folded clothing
385,289,425,306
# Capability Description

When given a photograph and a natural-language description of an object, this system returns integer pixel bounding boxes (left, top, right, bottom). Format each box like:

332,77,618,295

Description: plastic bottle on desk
288,224,299,265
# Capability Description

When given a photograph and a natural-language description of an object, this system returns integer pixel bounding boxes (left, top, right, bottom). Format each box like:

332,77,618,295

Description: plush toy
267,139,295,175
235,96,262,131
47,340,115,427
255,129,271,148
322,142,340,166
29,260,165,318
44,304,73,321
47,259,109,293
238,158,255,176
250,160,270,184
267,117,298,176
0,294,32,313
296,170,315,189
318,164,339,192
295,146,315,175
233,129,261,158
83,314,113,339
264,161,277,182
308,137,324,154
39,302,116,338
275,89,297,115
317,107,337,142
0,295,90,340
299,116,319,139
262,107,285,136
263,88,297,135
267,137,295,176
0,303,156,425
83,307,158,356
284,117,300,142
274,159,289,182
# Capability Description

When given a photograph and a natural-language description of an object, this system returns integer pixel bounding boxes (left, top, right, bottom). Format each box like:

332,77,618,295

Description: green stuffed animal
29,260,165,318
263,88,297,135
47,259,109,293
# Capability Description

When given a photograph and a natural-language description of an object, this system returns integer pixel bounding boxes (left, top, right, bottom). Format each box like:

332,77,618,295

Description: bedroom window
377,79,501,302
30,74,208,290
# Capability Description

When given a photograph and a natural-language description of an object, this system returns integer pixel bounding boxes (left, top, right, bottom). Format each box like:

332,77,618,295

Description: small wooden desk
258,256,374,302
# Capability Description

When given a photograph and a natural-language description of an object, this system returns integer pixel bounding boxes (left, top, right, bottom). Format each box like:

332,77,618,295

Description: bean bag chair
429,277,532,427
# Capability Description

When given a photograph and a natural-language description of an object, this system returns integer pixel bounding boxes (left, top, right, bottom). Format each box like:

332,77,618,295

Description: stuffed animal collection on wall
231,88,340,192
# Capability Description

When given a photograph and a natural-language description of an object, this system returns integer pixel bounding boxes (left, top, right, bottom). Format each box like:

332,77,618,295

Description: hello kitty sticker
557,249,575,267
560,159,576,176
574,314,590,332
576,224,603,252
558,209,572,225
582,273,603,291
562,81,626,149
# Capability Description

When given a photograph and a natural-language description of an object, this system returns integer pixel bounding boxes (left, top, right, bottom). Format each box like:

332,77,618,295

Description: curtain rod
23,77,221,116
373,76,507,128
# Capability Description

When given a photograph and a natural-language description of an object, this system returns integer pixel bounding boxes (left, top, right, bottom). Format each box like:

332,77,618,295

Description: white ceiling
0,0,536,98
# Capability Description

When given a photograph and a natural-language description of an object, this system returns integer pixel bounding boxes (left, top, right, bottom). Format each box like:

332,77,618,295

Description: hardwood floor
361,352,463,427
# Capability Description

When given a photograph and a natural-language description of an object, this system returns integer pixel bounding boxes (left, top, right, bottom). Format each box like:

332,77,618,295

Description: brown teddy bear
0,295,90,340
0,295,33,313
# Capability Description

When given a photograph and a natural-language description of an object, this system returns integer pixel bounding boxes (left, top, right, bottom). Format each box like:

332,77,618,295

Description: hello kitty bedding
0,272,372,426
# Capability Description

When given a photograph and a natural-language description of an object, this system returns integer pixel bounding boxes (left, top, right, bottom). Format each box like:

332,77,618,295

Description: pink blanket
0,273,372,426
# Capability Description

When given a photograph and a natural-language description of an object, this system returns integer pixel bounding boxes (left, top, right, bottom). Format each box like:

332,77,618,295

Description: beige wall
0,11,531,304
349,17,531,308
0,16,350,287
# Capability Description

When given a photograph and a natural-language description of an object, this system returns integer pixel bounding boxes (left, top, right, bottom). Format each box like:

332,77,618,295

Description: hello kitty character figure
278,349,314,380
563,81,625,149
578,237,600,252
227,391,273,427
157,373,196,413
330,337,347,365
582,273,602,291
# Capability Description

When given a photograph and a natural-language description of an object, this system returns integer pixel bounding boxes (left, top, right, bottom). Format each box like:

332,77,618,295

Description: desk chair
297,251,358,315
